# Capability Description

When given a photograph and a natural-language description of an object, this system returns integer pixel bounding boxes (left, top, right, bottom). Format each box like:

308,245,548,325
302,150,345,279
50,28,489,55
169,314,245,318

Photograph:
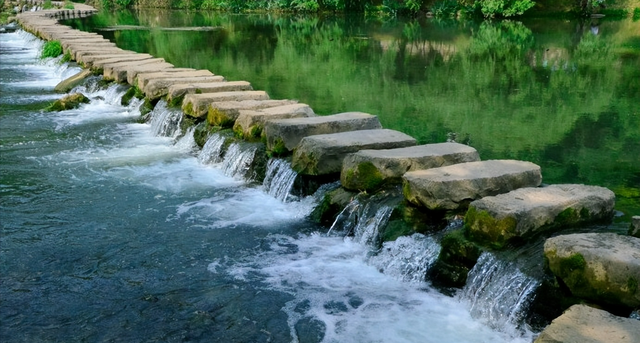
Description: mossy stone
121,87,136,106
465,206,518,249
343,161,385,192
269,137,288,157
45,93,90,111
207,108,233,127
309,188,358,225
429,229,482,289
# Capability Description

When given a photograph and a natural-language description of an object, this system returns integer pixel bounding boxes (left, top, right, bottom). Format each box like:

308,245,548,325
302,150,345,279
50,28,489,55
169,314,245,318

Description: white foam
222,233,533,343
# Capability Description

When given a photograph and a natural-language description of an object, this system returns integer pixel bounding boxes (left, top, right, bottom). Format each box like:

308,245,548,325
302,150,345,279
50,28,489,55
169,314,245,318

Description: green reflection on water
65,10,640,221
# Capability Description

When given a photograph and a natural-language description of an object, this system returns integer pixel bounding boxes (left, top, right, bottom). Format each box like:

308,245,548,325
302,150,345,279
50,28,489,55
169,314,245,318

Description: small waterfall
148,100,183,138
459,252,540,332
352,205,394,246
263,159,297,202
174,127,196,152
197,133,226,165
221,143,257,179
369,233,441,283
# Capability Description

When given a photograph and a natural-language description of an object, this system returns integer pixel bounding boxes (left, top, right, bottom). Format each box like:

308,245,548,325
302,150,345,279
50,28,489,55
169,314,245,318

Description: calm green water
66,10,640,221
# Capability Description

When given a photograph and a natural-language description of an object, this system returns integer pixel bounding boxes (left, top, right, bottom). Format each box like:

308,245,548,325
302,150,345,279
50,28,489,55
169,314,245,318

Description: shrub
41,40,63,59
43,0,54,9
432,0,459,17
476,0,536,18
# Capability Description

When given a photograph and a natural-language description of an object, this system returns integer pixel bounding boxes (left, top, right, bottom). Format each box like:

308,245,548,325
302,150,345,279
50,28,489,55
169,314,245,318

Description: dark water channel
1,9,639,343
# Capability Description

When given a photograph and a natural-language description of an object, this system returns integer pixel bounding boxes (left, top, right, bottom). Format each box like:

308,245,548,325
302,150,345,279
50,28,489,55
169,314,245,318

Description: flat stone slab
127,67,195,85
534,304,640,343
544,233,640,308
264,112,383,154
182,92,271,118
118,63,177,83
340,143,480,192
166,81,253,104
88,54,156,69
466,184,616,248
233,104,316,139
74,48,130,61
102,59,170,81
136,70,215,90
630,216,640,238
402,160,542,210
143,76,226,100
292,129,417,176
61,39,115,50
202,100,299,124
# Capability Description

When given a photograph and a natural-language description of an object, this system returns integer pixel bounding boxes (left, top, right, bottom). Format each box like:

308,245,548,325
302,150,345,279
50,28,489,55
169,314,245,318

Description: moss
140,98,155,116
61,51,72,63
41,40,62,59
45,93,90,111
559,253,587,273
249,125,262,139
343,162,385,192
627,277,638,294
380,203,442,242
207,107,233,127
183,102,195,116
121,87,136,106
309,187,357,225
167,94,184,108
195,88,203,94
429,229,482,289
465,206,518,249
269,137,288,157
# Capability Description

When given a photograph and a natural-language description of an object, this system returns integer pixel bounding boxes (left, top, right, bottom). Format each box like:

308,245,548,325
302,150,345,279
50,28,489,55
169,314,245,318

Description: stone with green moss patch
430,229,482,288
544,233,640,309
45,93,89,111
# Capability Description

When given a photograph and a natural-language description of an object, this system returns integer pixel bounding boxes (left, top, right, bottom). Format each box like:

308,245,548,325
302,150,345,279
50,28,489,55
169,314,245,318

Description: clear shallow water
0,30,534,342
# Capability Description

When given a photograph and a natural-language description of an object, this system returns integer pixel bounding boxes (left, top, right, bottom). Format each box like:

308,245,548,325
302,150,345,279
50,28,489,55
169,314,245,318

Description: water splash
459,252,540,332
174,126,196,152
369,233,441,283
263,159,298,202
197,133,226,165
148,100,183,138
221,143,257,179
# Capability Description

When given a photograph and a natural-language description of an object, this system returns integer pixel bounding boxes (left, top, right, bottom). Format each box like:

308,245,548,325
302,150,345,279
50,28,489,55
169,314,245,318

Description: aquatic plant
40,40,62,59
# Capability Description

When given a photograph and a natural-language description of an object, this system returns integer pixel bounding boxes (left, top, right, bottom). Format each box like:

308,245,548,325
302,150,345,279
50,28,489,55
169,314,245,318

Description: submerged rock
466,184,615,249
403,160,541,211
340,143,480,192
45,92,89,111
544,233,640,309
630,216,640,238
534,304,640,343
53,69,93,93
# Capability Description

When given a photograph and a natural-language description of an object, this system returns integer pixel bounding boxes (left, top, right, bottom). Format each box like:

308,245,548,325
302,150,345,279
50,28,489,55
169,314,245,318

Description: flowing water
0,30,537,342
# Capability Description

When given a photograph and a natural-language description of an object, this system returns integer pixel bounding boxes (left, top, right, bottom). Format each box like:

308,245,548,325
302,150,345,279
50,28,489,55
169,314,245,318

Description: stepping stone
534,304,640,343
340,143,480,192
182,91,271,118
292,129,417,176
233,104,316,139
544,233,640,308
143,76,227,100
74,48,129,61
263,112,382,155
466,184,615,248
60,39,114,50
166,81,253,104
88,54,156,70
116,63,177,84
202,100,300,124
102,59,170,82
402,160,542,210
126,67,195,85
136,70,215,90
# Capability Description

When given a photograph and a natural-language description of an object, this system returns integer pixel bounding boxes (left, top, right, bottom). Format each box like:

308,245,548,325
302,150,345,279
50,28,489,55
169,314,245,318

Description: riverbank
8,4,640,342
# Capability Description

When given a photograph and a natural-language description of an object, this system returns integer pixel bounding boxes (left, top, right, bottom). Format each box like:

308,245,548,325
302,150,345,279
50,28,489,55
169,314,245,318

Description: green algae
465,206,518,250
342,162,385,192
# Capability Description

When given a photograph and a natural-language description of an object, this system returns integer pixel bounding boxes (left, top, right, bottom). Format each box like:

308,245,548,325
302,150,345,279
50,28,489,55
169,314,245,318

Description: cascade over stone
534,304,640,343
465,184,616,248
264,112,383,154
204,100,299,125
402,160,542,210
292,129,417,176
54,69,93,93
233,104,316,139
182,92,272,118
544,233,640,308
340,143,480,192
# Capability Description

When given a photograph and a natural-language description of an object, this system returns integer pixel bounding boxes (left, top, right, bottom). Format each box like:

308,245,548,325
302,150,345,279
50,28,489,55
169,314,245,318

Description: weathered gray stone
233,104,316,139
630,216,640,238
87,54,155,70
102,59,170,82
166,81,253,104
60,39,115,50
136,70,215,90
142,76,226,100
466,184,616,248
73,48,129,62
117,62,177,83
402,160,542,210
182,92,271,118
264,112,383,154
45,92,90,111
202,100,299,124
127,67,195,85
340,143,480,191
534,304,640,343
544,233,640,308
53,69,93,93
292,129,417,176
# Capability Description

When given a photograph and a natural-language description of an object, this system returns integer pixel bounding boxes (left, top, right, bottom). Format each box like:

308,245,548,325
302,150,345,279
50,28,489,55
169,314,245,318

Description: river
1,29,534,342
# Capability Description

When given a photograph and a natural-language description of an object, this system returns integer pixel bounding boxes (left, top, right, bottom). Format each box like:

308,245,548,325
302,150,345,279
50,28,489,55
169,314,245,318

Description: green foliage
115,0,134,8
41,40,63,59
432,0,460,18
475,0,536,18
633,7,640,21
64,1,75,9
43,0,54,9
